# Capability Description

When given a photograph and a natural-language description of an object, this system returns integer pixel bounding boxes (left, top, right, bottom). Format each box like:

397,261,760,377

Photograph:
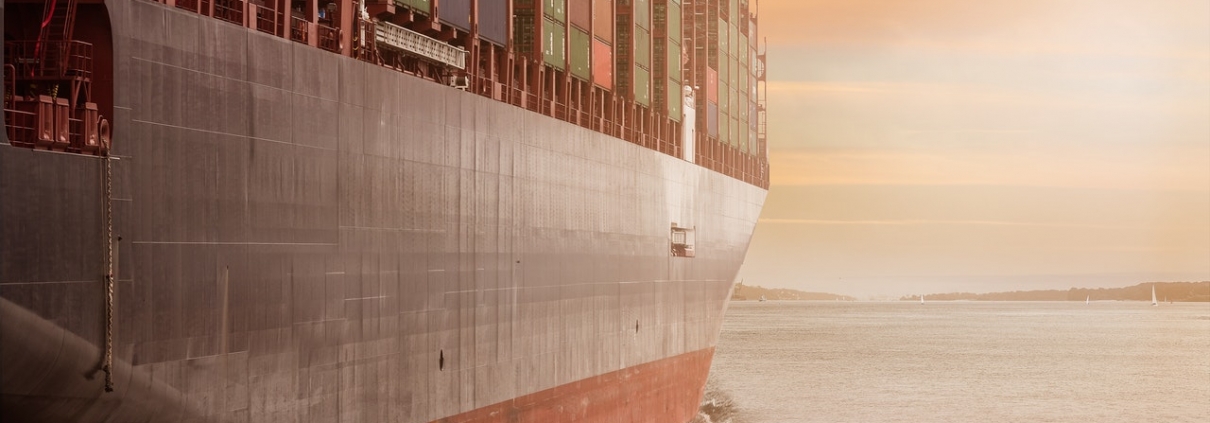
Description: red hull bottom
433,348,715,423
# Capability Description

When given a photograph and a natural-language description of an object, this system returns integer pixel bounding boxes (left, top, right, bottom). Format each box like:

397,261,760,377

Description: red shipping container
570,0,592,31
594,0,614,43
593,39,614,90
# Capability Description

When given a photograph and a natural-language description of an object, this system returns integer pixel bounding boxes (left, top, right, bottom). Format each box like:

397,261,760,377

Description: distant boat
1086,295,1089,305
759,295,767,302
1151,285,1158,306
920,295,925,305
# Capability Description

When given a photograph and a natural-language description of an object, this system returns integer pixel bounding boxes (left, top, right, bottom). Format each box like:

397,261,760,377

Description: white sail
1151,285,1158,306
1086,295,1089,305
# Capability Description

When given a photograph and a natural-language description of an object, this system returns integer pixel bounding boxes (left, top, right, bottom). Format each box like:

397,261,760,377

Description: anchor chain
101,154,115,392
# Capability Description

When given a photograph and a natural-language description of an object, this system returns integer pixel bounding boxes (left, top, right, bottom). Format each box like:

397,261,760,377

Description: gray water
696,301,1210,423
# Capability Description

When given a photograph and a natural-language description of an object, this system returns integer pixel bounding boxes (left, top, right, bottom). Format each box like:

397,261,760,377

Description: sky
735,0,1210,298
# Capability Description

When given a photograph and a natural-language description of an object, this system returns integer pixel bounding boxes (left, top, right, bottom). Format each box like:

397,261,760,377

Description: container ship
1,0,768,421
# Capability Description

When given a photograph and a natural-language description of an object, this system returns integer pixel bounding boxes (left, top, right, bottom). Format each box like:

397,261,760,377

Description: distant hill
732,283,856,301
900,281,1210,302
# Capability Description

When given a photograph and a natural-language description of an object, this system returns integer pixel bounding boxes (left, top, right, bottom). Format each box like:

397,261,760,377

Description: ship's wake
691,378,745,423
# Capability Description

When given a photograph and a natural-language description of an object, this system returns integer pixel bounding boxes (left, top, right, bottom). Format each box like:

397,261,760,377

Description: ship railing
174,0,211,14
290,16,310,44
213,0,244,25
4,64,14,110
354,18,380,63
374,21,465,70
252,3,281,36
4,40,93,80
4,108,37,147
317,24,340,53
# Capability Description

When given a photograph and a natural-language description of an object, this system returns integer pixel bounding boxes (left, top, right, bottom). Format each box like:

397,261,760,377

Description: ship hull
0,1,766,422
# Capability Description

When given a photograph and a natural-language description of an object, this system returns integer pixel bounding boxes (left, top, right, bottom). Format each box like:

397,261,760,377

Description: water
696,301,1210,423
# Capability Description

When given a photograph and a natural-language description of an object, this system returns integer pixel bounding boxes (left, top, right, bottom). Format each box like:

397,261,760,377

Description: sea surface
695,301,1210,423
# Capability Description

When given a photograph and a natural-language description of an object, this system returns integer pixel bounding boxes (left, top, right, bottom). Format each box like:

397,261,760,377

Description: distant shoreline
901,281,1209,303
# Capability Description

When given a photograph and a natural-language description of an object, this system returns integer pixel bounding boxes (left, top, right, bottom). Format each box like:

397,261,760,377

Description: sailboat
920,295,925,305
1151,285,1158,306
1085,295,1090,305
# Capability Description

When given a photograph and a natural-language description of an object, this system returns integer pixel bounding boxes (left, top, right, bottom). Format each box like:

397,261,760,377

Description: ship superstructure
1,1,768,422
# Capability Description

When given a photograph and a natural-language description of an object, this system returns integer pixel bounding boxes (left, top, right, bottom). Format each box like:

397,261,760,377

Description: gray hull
0,1,766,421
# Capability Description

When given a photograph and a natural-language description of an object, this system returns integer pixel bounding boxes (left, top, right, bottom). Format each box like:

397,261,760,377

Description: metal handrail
4,40,93,79
317,24,340,53
213,0,244,24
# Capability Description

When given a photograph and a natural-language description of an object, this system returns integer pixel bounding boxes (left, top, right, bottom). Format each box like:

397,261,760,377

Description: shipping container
739,92,748,120
593,39,614,89
739,115,749,152
718,52,728,90
739,34,749,66
570,27,591,80
545,0,567,22
718,20,728,59
480,0,510,46
731,116,740,149
729,54,738,87
667,1,682,44
634,65,651,106
635,0,651,29
398,0,431,14
731,21,739,57
570,0,592,30
439,0,471,31
668,78,683,121
544,18,567,70
635,28,651,68
595,0,615,43
719,82,729,114
707,101,718,137
720,110,730,144
667,40,681,82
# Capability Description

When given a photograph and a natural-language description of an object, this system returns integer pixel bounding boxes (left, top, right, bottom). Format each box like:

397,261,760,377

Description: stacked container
654,0,683,121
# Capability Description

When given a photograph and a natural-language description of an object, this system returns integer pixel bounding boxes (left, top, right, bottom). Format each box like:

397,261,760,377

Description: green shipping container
635,65,651,107
545,0,566,22
544,18,567,70
719,82,729,115
731,22,739,57
739,92,749,120
718,20,728,58
720,111,730,144
667,40,682,83
668,79,683,121
735,115,745,152
396,0,430,13
668,2,682,44
636,28,651,68
739,34,749,67
732,117,740,150
718,53,728,89
570,27,591,80
636,0,651,29
730,54,738,87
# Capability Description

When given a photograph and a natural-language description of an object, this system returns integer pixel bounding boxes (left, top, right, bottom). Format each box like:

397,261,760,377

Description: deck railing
317,24,340,53
213,0,243,25
4,40,93,80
